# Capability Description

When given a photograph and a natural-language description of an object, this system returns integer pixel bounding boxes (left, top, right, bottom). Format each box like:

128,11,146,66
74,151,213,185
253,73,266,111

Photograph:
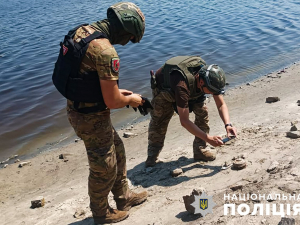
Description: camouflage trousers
148,88,210,158
67,106,128,217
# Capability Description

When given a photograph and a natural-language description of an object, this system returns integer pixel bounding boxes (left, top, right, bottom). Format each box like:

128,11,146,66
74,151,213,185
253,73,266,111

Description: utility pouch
150,70,157,89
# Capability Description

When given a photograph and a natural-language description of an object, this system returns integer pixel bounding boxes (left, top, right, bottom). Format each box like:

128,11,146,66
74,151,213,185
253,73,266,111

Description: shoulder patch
62,45,68,56
111,57,120,73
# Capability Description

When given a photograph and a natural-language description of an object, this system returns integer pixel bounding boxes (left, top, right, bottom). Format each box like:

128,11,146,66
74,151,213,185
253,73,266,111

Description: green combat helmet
107,2,145,43
199,64,226,95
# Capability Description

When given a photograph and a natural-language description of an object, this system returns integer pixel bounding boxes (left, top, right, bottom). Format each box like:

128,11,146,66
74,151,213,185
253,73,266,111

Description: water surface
1,0,300,161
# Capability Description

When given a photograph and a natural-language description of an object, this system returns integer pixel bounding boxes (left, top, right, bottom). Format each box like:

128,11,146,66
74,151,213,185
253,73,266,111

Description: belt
73,101,107,114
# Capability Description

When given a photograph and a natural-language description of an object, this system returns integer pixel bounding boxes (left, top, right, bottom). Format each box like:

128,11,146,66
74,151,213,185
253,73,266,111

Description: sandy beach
1,61,300,225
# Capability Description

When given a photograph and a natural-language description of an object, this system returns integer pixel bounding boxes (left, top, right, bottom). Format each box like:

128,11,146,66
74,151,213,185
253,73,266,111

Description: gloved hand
137,97,153,116
126,97,153,116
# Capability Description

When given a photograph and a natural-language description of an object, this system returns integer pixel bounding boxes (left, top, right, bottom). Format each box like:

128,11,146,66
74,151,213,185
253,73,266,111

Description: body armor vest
161,56,206,100
52,24,108,104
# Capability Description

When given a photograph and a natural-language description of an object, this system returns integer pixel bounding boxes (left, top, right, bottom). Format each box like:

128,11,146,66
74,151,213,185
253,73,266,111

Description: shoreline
0,59,297,164
1,60,300,224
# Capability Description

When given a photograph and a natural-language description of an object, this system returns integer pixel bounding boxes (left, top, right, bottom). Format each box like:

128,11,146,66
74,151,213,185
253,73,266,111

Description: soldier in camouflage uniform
57,2,147,224
146,56,237,167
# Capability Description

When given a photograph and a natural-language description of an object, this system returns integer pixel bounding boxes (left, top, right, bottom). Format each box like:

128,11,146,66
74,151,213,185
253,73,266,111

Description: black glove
126,97,153,116
137,97,153,116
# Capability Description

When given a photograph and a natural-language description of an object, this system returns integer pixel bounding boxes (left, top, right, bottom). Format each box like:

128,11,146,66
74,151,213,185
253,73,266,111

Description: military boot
145,156,158,167
93,207,129,224
115,190,148,211
194,147,216,161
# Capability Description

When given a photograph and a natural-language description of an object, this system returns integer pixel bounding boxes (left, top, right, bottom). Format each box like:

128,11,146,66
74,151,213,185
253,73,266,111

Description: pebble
123,132,136,138
261,219,267,224
18,161,31,168
145,167,153,173
31,197,45,208
266,97,280,103
171,168,183,177
73,208,86,219
3,164,8,168
230,184,243,191
289,168,300,177
278,217,295,225
290,125,298,131
267,161,279,173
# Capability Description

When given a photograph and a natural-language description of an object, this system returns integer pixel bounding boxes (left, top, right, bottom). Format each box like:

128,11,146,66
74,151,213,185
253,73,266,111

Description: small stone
246,83,250,85
123,132,136,138
2,159,9,164
267,161,279,173
73,208,86,219
14,159,20,163
3,164,8,168
182,188,206,214
240,153,247,159
31,198,45,208
230,184,243,191
59,154,65,159
171,168,183,177
18,161,31,168
261,219,267,224
289,168,300,177
266,192,276,202
290,125,298,131
225,83,229,85
286,131,300,139
192,187,206,196
145,167,153,173
74,138,80,143
278,217,295,225
266,97,280,103
131,125,134,128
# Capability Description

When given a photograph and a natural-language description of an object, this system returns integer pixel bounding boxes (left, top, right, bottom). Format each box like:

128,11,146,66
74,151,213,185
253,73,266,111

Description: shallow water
1,0,300,161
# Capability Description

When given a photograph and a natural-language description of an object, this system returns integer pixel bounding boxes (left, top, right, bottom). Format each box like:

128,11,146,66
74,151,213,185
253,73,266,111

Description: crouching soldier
146,56,237,167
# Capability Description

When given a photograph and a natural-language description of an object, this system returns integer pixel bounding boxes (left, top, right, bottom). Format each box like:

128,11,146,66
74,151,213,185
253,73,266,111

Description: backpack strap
67,23,89,36
74,31,108,51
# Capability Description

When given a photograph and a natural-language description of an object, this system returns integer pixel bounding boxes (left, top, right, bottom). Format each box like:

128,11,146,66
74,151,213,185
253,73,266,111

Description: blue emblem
200,199,208,210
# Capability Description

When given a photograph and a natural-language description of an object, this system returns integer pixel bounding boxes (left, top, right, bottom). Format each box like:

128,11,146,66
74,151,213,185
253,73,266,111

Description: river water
1,0,300,161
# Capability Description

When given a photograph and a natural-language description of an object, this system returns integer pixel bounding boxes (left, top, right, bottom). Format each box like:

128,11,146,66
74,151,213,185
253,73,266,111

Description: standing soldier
52,2,147,224
146,56,237,167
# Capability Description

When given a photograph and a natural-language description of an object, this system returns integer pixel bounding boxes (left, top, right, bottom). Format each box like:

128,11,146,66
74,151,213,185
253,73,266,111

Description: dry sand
1,62,300,225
